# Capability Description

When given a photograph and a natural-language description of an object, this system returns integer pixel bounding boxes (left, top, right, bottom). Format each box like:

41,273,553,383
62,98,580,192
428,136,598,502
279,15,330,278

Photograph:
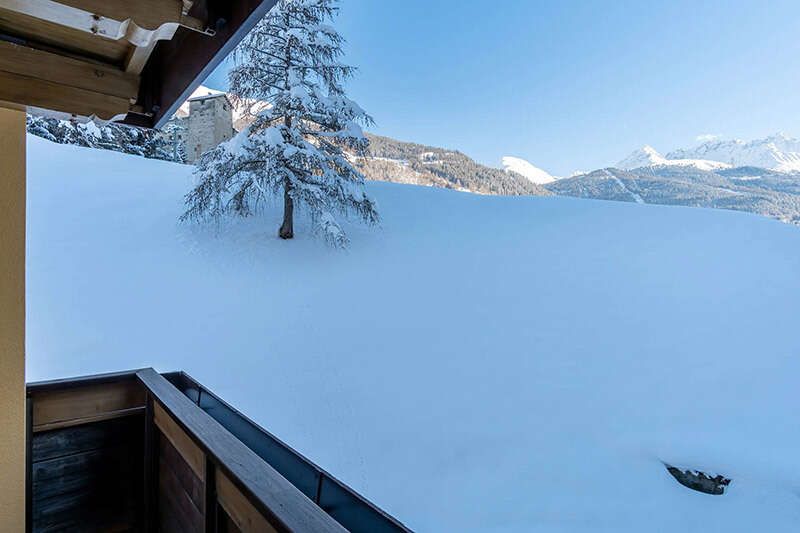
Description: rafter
0,39,137,119
0,0,211,73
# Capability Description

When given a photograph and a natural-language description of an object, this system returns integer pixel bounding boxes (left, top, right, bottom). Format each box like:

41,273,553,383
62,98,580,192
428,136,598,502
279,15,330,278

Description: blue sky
205,0,800,176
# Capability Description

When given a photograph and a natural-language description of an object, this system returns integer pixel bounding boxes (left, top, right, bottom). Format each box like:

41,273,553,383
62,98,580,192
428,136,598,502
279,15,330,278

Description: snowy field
27,136,800,531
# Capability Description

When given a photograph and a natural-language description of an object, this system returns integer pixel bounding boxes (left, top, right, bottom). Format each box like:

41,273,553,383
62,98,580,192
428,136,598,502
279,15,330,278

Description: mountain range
357,134,550,197
499,134,800,226
667,133,800,172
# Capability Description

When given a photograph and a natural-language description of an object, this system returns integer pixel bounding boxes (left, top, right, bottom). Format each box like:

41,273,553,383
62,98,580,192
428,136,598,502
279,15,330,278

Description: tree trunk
279,181,294,239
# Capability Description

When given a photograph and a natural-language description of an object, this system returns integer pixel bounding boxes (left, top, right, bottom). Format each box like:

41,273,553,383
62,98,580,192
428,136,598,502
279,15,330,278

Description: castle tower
185,93,235,163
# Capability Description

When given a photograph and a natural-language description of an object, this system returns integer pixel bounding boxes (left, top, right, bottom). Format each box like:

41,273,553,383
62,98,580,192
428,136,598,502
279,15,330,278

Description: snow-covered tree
181,0,378,246
26,115,177,163
162,121,187,163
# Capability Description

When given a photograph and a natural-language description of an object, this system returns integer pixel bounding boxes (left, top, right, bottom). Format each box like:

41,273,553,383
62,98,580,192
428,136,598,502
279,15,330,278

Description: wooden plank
27,369,148,393
159,451,204,533
32,415,142,462
0,69,131,120
31,380,145,432
160,434,204,512
32,406,144,433
32,444,136,498
154,401,205,481
0,8,130,64
217,471,278,533
138,369,347,533
0,40,139,99
56,0,184,31
30,416,144,532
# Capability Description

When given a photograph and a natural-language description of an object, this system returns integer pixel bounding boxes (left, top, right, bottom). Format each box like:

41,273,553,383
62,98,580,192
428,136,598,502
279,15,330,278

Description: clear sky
204,0,800,176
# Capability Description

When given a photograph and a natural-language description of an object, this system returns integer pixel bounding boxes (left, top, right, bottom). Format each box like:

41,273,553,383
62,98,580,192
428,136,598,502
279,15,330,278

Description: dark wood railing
26,368,411,533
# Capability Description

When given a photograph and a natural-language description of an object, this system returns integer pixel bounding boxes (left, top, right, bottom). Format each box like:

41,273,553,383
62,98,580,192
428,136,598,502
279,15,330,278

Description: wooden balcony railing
26,368,411,533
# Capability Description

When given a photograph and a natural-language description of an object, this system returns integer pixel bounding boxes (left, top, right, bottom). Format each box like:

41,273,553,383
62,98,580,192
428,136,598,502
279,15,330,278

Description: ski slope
26,136,800,532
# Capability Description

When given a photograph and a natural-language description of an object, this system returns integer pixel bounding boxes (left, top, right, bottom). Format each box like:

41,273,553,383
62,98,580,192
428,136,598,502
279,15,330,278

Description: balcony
27,369,410,532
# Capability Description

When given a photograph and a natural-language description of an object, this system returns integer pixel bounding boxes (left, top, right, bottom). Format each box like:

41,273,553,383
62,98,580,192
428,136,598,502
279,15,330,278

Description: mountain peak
617,146,667,169
502,156,557,184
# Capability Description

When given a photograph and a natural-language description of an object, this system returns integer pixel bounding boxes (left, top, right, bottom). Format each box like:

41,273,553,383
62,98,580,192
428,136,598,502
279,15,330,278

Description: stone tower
184,93,235,163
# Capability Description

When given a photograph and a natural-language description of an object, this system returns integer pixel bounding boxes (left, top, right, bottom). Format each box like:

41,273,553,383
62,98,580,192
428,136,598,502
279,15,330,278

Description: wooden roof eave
0,0,277,128
0,0,213,121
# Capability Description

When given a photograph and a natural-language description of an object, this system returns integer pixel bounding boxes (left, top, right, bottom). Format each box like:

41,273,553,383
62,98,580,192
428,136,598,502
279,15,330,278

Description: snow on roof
188,92,227,103
176,85,230,116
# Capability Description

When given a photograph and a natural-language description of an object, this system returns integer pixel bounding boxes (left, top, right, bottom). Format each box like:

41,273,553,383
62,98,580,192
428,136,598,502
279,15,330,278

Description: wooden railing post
143,394,159,532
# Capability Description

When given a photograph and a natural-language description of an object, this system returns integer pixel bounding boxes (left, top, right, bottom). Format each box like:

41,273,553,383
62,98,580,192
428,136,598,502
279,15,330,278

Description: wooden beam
0,0,203,37
31,380,146,432
0,104,26,533
0,69,131,120
56,0,185,31
140,0,278,128
0,40,139,100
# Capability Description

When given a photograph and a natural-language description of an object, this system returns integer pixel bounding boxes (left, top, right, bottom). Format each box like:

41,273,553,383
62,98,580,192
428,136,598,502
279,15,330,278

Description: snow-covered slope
502,156,557,184
618,145,731,171
27,137,800,532
668,133,800,172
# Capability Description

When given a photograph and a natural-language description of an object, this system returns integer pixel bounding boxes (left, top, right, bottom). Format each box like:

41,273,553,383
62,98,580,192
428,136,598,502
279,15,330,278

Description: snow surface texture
502,156,557,184
27,137,800,532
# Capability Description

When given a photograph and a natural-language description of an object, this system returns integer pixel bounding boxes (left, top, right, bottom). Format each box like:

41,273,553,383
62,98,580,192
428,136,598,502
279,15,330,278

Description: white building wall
184,95,235,163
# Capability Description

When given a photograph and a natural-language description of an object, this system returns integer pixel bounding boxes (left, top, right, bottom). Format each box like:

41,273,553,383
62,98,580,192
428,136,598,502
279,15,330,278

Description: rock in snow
26,136,800,532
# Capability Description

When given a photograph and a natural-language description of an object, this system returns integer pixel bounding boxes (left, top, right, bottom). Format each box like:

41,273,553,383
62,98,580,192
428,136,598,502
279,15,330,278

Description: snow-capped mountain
667,133,800,173
502,156,557,184
616,145,665,168
547,164,800,226
617,145,731,172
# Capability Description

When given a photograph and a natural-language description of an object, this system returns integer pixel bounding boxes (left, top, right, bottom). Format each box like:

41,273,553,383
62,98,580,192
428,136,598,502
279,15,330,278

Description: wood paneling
0,40,139,99
217,471,278,533
31,380,145,432
158,434,204,532
154,401,205,481
0,70,132,120
30,415,144,532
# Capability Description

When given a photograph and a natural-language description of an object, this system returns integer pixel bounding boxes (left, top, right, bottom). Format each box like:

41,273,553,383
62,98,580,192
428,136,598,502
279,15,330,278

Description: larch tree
181,0,378,247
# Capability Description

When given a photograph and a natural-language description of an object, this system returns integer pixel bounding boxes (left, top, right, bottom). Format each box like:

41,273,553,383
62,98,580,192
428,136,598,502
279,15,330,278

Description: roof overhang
0,0,276,128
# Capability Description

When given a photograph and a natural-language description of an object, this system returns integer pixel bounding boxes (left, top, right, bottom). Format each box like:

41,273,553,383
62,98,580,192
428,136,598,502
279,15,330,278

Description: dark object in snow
665,464,731,495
